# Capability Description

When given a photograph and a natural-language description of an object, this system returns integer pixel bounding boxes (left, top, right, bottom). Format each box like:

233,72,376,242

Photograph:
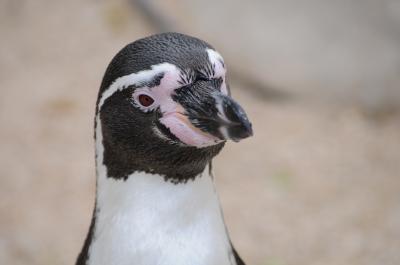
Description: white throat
87,117,236,265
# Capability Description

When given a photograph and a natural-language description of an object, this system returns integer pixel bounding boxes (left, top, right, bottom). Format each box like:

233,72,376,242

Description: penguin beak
172,81,253,143
213,93,253,141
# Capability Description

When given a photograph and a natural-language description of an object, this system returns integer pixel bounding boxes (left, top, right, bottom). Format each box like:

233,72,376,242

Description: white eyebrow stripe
98,62,179,110
206,48,226,74
206,48,228,95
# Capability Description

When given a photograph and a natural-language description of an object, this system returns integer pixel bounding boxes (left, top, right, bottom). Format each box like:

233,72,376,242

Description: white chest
87,169,236,265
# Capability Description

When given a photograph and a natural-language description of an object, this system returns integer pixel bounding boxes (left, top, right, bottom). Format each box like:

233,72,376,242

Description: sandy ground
1,1,400,265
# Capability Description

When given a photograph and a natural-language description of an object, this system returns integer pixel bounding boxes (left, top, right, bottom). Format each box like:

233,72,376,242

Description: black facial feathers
173,80,223,139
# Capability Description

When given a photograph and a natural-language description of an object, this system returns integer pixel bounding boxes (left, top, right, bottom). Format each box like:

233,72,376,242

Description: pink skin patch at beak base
159,112,223,148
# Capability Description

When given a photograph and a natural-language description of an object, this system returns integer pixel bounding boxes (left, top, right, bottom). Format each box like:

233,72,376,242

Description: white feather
88,118,236,265
206,48,228,95
98,63,179,110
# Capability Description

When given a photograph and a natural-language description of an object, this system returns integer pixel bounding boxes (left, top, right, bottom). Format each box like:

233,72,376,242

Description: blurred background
1,0,400,264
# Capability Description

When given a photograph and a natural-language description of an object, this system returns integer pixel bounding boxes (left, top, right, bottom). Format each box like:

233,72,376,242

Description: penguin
76,32,253,265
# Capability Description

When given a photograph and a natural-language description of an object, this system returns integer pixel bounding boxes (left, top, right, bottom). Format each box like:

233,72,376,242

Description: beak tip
228,121,253,142
247,125,254,137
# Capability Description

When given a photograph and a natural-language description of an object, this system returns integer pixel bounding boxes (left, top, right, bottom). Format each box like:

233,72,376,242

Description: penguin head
97,33,252,181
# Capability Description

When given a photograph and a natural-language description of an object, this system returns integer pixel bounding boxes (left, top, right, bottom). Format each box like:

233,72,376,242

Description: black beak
173,81,253,142
217,93,253,141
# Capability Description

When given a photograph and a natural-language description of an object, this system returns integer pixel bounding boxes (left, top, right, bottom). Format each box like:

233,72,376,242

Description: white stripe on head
206,48,225,74
206,49,228,95
98,63,180,110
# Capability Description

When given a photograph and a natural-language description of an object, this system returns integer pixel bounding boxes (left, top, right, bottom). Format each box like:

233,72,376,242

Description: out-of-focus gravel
0,1,399,265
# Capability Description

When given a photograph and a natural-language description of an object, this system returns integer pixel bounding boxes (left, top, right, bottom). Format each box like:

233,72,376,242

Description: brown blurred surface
0,1,400,265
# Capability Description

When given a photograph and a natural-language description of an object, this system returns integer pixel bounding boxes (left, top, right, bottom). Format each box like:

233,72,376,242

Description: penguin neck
96,110,224,182
82,117,235,265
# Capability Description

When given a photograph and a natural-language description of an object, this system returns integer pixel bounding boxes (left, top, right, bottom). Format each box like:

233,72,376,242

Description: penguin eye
137,94,154,107
195,75,209,82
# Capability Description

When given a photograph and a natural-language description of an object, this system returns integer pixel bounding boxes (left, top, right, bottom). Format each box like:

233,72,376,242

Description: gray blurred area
0,0,399,265
156,0,400,110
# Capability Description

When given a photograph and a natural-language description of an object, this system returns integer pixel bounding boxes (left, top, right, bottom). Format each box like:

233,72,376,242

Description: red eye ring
137,94,154,107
